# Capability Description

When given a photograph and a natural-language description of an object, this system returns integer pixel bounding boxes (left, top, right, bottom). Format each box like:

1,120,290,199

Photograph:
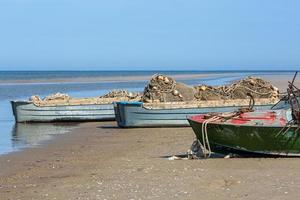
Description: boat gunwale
11,100,114,107
187,114,299,129
140,98,278,110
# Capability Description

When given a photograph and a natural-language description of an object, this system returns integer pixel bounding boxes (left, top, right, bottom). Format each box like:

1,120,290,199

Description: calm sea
0,70,294,155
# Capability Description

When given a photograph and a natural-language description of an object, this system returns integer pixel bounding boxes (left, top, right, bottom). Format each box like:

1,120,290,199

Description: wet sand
1,76,300,199
0,73,228,84
261,74,300,91
1,121,300,200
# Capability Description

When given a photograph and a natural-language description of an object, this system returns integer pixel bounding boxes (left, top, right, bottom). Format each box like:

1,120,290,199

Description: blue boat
11,100,115,123
114,98,278,127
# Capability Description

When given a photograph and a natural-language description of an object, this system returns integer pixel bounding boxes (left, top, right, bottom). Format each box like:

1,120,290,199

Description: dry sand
1,75,300,200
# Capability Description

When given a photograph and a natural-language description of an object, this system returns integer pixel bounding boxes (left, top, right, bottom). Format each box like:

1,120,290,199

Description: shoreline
0,73,232,84
0,71,295,85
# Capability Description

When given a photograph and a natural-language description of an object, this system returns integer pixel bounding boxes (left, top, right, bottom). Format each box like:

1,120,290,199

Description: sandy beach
1,75,300,200
1,122,300,200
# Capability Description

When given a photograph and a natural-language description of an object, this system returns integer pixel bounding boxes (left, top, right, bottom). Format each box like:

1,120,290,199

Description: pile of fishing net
99,90,141,101
30,93,70,105
194,76,279,101
141,74,195,103
29,75,280,105
29,90,141,106
141,74,280,103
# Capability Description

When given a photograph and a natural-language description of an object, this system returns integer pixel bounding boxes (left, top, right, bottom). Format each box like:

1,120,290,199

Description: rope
275,119,294,138
201,116,220,158
234,85,274,96
295,127,300,134
199,104,254,158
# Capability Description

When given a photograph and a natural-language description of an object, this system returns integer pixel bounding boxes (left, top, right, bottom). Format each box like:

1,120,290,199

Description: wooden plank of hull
188,118,300,157
11,101,115,122
114,102,273,127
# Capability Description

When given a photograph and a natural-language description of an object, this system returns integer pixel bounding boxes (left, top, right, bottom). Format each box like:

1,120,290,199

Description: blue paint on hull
114,102,273,127
11,101,115,122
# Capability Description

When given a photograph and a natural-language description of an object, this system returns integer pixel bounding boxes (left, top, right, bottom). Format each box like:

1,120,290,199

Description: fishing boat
188,72,300,157
114,98,278,127
114,74,282,128
11,92,140,123
11,100,115,123
188,109,300,157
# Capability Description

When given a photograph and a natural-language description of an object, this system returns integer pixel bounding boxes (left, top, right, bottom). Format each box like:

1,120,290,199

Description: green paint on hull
188,119,300,156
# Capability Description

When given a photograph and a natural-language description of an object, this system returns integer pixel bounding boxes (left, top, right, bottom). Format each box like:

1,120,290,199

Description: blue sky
0,0,299,70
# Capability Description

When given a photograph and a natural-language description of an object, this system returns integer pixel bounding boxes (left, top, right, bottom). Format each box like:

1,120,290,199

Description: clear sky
0,0,299,71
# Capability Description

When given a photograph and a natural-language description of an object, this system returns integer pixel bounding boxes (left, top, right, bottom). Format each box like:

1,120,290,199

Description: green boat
188,72,300,157
188,109,300,156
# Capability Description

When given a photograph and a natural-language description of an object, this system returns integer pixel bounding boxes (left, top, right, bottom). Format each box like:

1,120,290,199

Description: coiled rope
201,116,221,158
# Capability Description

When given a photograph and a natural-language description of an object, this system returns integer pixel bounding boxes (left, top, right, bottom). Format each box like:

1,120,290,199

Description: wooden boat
188,109,300,156
11,97,129,123
188,72,300,157
114,98,278,127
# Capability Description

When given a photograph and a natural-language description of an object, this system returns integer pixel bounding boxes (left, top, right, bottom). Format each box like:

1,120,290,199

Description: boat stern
114,101,143,127
10,100,32,123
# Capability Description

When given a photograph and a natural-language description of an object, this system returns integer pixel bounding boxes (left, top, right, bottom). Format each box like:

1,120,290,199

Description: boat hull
11,101,115,123
188,118,300,156
114,101,273,128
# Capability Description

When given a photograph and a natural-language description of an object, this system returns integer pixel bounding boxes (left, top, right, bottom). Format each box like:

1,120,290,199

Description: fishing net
29,75,280,106
142,75,279,103
99,90,141,100
141,74,195,103
30,93,70,104
194,76,279,101
43,93,70,101
30,90,141,106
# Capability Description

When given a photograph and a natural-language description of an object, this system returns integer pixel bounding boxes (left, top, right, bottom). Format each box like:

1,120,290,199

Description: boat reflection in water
11,123,79,150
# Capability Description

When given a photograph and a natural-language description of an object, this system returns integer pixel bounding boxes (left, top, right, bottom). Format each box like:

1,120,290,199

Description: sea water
0,70,293,155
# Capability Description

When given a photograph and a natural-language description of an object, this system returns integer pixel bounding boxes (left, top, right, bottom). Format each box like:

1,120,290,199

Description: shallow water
0,71,293,155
